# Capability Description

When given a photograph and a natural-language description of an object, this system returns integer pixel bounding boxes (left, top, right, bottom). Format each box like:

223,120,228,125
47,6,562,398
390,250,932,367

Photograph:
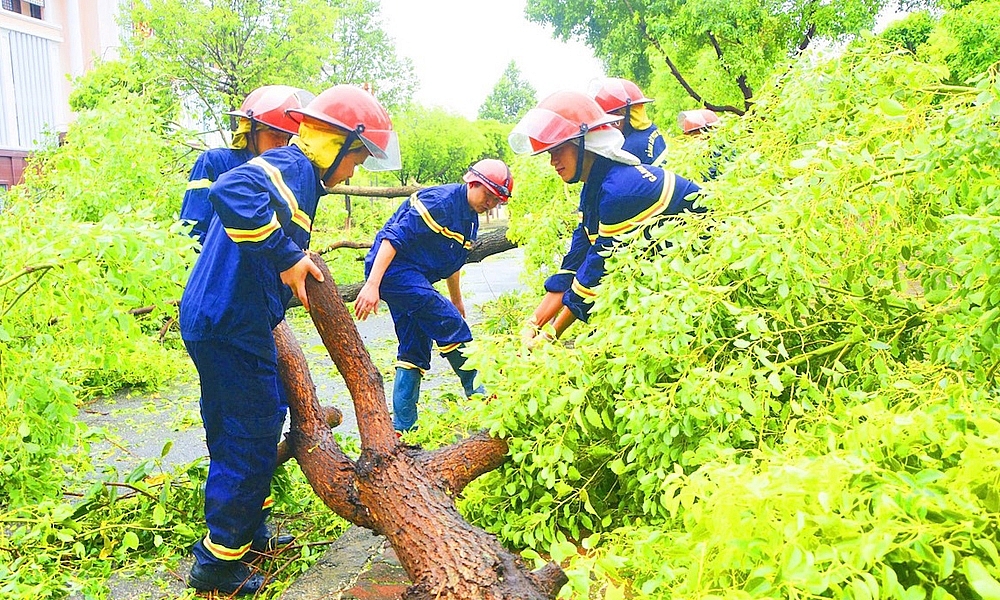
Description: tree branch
621,0,746,116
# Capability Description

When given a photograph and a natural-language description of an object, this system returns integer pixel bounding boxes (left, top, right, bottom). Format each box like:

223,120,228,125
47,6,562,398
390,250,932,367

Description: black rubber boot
188,560,265,595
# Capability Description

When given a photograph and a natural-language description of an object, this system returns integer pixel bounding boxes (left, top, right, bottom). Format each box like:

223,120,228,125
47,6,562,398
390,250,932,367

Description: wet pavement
78,246,526,599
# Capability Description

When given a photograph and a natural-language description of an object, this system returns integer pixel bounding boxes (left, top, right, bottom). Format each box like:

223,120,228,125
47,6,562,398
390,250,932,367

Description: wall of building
0,1,123,186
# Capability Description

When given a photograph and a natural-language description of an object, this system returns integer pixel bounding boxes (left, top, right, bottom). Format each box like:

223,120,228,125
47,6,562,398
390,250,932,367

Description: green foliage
527,0,937,114
21,93,192,223
921,0,1000,84
478,61,538,123
394,106,504,185
0,455,348,599
881,11,938,54
68,52,178,120
451,36,1000,598
316,0,417,111
1,92,193,508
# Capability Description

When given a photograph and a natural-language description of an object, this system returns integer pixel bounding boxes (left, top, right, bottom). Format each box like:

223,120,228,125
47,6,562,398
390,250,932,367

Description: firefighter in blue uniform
179,85,314,245
590,78,667,166
354,159,513,432
180,84,400,596
509,91,703,344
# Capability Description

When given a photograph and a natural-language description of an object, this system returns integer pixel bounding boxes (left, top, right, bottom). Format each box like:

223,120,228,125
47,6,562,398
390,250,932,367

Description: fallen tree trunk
273,253,566,600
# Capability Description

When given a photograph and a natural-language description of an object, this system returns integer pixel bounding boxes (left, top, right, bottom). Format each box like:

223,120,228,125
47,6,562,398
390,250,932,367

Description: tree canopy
525,0,935,116
478,61,538,123
130,0,415,135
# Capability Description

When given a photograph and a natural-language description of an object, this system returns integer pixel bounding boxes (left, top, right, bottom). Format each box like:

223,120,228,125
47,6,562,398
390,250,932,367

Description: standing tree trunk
273,253,566,600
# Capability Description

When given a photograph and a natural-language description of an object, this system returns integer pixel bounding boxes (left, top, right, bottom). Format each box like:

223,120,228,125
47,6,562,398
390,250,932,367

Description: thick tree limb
276,254,566,599
416,431,510,496
274,321,375,530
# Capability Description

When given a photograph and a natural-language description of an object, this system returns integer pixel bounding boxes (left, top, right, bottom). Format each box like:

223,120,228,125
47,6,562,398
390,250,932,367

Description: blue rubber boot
392,367,422,431
444,349,485,397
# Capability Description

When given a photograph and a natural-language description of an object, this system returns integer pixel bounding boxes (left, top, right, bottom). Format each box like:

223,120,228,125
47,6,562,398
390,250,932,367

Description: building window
2,0,22,14
24,0,42,18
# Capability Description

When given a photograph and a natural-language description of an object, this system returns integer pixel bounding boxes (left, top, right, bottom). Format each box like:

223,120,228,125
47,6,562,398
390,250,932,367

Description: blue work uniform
365,184,478,372
622,124,667,166
179,147,253,245
544,157,702,322
179,143,321,566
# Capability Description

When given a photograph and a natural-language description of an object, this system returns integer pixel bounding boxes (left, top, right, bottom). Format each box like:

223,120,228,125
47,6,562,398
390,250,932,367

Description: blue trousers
185,339,287,565
378,266,473,371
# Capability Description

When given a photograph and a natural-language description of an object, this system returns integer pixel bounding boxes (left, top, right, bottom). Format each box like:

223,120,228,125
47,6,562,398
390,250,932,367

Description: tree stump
273,253,566,600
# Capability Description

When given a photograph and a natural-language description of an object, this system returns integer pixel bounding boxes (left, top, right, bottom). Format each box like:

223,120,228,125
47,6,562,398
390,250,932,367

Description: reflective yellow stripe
598,173,675,237
587,227,597,244
438,342,461,354
226,213,280,243
556,269,576,276
572,278,598,300
250,156,312,232
187,178,212,190
262,496,274,510
395,361,426,374
203,534,252,560
410,194,467,245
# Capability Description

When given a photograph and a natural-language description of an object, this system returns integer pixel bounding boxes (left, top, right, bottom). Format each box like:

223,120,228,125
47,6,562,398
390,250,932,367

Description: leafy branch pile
421,37,1000,599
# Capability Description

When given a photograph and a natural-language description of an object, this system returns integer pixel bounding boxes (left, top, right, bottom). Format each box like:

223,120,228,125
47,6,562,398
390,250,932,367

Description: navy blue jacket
622,125,667,166
366,184,478,284
180,147,253,245
180,145,322,358
544,157,702,322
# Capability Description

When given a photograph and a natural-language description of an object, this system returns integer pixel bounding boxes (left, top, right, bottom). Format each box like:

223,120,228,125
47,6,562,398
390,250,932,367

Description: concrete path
77,246,526,599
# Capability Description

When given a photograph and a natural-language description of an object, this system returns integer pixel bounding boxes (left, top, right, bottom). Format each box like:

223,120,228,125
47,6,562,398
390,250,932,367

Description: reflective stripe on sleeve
410,194,471,248
249,156,313,232
598,173,676,237
225,213,281,243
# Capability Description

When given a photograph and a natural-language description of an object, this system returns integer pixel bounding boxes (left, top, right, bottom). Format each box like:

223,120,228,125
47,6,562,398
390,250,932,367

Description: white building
0,0,126,189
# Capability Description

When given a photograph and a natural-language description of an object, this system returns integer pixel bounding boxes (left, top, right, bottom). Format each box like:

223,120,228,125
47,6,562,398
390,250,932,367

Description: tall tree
319,0,417,111
478,61,537,123
394,106,494,185
131,0,337,132
525,0,933,115
130,0,414,135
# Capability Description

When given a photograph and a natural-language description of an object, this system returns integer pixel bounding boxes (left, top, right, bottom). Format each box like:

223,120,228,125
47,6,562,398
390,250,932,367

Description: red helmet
589,78,653,114
508,91,621,155
287,84,401,171
227,85,315,135
463,159,513,203
679,109,720,134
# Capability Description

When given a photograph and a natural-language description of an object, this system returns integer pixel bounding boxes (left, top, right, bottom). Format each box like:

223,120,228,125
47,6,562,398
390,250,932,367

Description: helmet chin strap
319,127,363,187
622,99,634,137
568,124,588,184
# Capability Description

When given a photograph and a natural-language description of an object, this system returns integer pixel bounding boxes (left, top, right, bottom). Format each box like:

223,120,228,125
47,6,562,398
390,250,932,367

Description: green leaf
879,97,907,116
964,556,1000,599
122,531,140,551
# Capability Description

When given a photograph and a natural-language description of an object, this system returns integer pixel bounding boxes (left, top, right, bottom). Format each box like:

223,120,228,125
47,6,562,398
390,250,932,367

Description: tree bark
273,254,567,600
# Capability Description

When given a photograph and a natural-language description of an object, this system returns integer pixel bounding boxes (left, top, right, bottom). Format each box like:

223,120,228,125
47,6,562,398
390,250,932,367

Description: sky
376,0,607,120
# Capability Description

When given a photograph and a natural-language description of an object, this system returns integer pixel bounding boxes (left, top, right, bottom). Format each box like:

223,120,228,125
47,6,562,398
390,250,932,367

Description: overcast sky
377,0,607,120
